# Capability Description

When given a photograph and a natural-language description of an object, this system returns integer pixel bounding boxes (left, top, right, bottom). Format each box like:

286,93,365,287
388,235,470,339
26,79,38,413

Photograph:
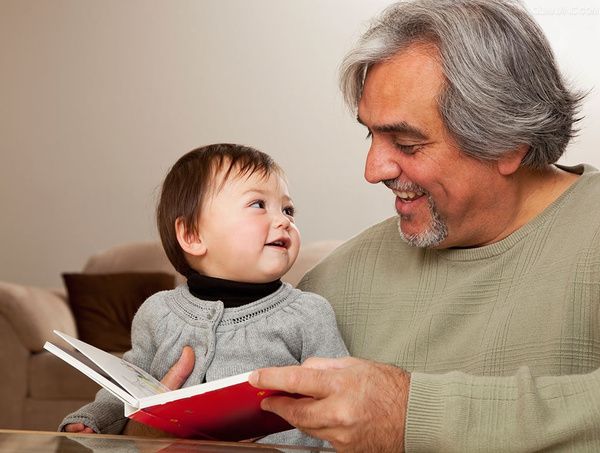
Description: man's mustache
383,179,427,195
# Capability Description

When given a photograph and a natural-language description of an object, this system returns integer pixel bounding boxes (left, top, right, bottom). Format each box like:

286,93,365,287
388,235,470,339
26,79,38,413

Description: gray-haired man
250,1,600,451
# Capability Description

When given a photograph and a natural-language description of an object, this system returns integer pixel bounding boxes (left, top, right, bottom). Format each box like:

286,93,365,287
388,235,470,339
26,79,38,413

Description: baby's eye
250,200,265,209
283,206,295,217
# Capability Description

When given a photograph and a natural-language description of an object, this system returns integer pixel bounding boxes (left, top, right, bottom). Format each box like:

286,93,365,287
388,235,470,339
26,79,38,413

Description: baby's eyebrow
243,188,268,195
242,188,293,203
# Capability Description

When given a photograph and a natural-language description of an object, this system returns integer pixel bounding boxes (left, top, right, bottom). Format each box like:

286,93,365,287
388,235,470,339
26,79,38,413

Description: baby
59,143,348,446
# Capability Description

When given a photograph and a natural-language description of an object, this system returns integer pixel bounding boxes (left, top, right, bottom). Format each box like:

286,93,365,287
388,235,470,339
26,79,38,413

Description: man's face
358,43,505,249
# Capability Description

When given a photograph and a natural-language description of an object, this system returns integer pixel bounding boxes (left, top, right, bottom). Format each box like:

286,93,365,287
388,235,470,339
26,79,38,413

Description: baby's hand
64,423,95,433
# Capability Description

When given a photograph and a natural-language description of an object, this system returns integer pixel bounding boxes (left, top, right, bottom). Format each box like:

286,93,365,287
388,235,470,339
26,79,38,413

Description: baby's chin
258,273,288,284
256,264,295,283
237,272,287,284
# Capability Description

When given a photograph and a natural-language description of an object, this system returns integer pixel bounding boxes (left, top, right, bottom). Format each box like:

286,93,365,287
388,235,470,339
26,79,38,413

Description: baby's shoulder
287,287,335,316
134,287,179,321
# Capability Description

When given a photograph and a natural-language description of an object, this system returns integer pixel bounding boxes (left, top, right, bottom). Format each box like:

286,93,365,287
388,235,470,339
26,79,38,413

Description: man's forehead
363,46,443,96
357,44,445,135
370,41,442,72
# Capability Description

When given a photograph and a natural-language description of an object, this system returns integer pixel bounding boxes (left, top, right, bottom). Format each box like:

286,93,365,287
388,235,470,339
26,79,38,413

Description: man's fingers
250,366,337,399
261,396,331,430
161,346,195,390
302,356,358,370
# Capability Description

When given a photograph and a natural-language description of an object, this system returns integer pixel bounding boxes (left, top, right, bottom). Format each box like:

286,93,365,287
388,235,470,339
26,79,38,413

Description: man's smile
392,189,425,202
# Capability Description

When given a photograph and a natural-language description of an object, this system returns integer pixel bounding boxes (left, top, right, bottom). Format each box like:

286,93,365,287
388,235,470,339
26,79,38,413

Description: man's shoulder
559,164,600,216
317,216,401,262
339,216,401,249
298,217,411,291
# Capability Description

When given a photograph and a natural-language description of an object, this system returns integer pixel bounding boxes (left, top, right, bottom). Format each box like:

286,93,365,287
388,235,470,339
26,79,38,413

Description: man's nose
364,142,402,184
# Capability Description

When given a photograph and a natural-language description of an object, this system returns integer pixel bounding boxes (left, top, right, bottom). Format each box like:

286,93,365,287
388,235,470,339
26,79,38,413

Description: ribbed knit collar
187,271,282,308
438,164,590,262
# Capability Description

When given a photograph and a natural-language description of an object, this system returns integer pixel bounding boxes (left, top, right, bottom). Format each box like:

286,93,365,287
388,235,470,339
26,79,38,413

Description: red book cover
44,331,297,441
129,381,293,441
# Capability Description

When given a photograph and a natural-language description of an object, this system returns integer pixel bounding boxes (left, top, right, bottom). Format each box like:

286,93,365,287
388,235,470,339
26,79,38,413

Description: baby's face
194,169,301,283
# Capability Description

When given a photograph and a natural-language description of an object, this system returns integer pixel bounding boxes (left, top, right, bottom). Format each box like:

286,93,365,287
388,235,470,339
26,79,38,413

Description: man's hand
160,346,196,391
249,357,410,453
122,346,195,437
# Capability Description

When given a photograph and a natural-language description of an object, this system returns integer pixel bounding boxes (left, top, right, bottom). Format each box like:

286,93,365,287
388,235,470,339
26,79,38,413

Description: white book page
138,372,252,408
123,402,139,417
52,330,169,400
43,341,138,406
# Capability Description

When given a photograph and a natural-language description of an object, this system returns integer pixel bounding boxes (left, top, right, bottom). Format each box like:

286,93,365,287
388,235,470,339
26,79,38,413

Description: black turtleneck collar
186,271,283,308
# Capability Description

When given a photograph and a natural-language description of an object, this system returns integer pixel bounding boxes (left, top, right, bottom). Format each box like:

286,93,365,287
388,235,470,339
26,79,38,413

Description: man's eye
283,206,295,217
394,143,421,155
250,200,265,209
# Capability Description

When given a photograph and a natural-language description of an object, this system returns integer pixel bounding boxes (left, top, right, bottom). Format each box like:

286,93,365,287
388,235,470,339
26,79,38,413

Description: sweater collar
439,164,588,262
187,271,282,308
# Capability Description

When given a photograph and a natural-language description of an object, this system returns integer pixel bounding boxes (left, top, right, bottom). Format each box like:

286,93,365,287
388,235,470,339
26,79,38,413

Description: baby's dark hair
156,143,283,277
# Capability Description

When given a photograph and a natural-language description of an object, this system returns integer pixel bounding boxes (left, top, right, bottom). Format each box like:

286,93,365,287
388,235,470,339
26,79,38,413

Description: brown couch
0,240,341,431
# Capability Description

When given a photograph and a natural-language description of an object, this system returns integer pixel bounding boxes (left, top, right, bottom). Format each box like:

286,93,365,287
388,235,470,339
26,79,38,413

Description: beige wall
1,0,599,288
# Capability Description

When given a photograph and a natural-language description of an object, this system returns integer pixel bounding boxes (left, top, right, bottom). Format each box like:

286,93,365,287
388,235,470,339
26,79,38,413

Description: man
249,0,600,451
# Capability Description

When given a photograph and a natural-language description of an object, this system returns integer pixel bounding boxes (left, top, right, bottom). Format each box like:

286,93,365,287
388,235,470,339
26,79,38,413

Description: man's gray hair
340,0,585,168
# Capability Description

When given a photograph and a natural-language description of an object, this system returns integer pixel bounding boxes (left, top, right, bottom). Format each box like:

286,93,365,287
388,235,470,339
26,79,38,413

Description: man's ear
175,217,207,257
497,144,529,176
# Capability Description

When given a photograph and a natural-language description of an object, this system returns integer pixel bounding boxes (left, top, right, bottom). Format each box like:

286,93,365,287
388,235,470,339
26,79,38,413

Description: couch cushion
83,241,186,284
0,282,76,352
63,272,175,352
29,350,103,400
81,240,343,288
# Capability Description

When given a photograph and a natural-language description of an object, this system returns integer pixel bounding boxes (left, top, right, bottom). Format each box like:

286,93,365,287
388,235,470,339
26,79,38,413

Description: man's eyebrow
356,115,428,141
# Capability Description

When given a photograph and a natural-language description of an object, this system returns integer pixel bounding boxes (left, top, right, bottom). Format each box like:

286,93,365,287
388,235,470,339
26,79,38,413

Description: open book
44,331,295,441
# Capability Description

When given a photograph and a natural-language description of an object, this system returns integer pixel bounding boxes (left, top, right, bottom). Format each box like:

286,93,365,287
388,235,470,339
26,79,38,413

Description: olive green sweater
299,164,600,452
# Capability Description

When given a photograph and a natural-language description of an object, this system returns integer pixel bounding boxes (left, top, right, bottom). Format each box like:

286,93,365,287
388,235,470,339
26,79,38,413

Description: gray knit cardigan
59,282,348,447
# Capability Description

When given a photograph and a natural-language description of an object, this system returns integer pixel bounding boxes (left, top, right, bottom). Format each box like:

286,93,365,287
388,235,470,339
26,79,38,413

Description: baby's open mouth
266,239,289,248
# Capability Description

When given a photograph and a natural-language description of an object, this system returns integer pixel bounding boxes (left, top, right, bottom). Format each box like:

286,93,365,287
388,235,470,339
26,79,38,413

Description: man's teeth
395,190,424,200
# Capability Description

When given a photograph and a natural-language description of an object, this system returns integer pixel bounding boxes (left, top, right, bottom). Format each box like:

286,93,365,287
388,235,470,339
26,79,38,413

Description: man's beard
384,179,448,248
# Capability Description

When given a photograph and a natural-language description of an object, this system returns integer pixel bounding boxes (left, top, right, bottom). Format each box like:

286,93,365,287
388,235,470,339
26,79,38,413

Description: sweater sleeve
295,291,349,363
405,366,600,452
57,295,163,434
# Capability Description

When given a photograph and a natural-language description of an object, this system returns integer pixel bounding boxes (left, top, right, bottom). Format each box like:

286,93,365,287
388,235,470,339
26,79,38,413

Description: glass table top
0,430,334,453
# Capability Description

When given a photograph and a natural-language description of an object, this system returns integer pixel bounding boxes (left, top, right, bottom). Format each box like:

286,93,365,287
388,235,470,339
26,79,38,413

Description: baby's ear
175,217,207,257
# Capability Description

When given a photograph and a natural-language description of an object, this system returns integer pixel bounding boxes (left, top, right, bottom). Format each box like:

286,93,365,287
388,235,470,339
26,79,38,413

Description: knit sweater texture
298,164,600,452
59,282,348,447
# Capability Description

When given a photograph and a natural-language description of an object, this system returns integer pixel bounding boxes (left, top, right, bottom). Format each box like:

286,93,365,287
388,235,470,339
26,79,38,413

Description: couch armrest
0,281,77,352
